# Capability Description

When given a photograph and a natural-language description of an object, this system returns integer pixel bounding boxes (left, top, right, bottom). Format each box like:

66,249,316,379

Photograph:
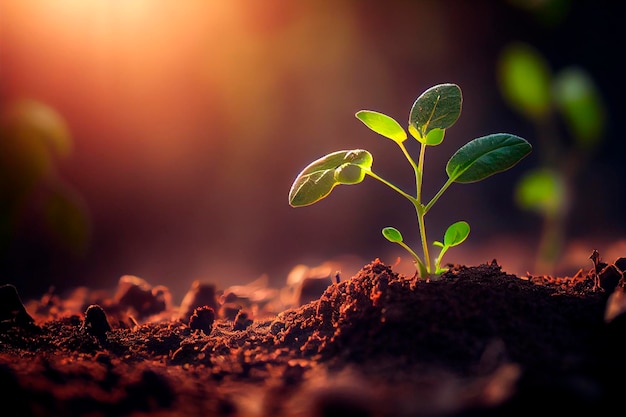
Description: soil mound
1,258,625,416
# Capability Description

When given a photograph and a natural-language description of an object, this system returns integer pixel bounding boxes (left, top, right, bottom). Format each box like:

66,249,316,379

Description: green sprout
288,83,532,279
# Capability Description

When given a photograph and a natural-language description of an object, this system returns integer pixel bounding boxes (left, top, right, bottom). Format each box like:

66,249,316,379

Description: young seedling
288,83,532,279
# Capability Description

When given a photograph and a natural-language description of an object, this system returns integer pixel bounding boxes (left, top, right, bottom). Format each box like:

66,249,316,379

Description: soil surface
2,254,626,417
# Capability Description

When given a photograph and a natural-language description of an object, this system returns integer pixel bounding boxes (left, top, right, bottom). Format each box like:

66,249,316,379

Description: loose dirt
2,255,625,417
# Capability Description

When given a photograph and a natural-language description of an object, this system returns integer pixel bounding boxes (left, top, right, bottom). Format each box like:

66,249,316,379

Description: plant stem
415,202,430,274
365,169,432,276
412,143,431,273
364,171,416,204
424,176,456,214
396,240,423,268
416,143,426,202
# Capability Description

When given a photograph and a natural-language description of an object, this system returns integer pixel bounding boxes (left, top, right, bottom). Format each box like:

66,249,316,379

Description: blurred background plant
0,99,91,272
497,40,606,275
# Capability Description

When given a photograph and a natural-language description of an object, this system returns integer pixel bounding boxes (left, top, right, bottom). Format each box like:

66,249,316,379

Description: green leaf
288,149,373,207
432,221,469,275
553,67,605,149
442,221,470,247
409,83,462,140
424,128,445,145
334,163,366,184
446,134,532,183
410,126,445,145
355,110,407,143
497,42,552,120
0,99,73,197
382,226,403,243
383,226,428,278
514,168,566,216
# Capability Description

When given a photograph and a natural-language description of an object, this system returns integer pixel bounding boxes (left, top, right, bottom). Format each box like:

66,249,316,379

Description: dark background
1,0,624,302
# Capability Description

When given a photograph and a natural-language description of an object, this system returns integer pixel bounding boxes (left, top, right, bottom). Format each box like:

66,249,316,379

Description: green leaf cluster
289,83,531,279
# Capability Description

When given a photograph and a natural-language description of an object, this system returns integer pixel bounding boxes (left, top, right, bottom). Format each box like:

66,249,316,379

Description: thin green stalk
369,143,433,274
395,239,423,267
415,142,427,202
363,170,416,204
424,176,456,214
415,201,431,274
414,143,431,272
397,142,422,200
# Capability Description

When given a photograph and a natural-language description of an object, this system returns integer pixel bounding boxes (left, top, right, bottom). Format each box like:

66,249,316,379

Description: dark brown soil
2,256,626,417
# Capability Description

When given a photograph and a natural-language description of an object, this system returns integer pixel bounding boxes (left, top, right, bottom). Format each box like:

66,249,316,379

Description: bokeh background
1,0,624,302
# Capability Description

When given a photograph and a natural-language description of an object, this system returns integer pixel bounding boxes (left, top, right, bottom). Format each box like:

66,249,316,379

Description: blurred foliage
552,68,606,149
515,168,565,217
497,42,606,274
498,42,552,121
0,99,90,256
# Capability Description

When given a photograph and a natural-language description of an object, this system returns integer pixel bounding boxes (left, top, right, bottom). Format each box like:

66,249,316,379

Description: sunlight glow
2,1,253,174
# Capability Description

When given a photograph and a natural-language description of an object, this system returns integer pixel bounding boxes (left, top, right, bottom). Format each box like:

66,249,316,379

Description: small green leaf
382,227,403,243
424,128,445,145
446,134,532,183
497,42,552,120
409,83,462,138
356,110,407,143
334,163,365,184
383,226,428,278
432,221,469,275
289,149,373,207
409,125,445,145
553,67,605,149
443,221,470,247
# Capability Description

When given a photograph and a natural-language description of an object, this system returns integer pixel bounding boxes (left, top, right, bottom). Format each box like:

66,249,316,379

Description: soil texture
2,254,626,417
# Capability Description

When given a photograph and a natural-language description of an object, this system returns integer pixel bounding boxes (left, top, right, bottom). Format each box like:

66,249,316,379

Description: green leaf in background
0,125,52,198
409,83,462,140
553,67,606,149
355,110,407,143
6,99,72,158
446,134,532,183
498,42,552,120
0,99,72,198
0,99,92,258
288,149,373,207
515,168,566,216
